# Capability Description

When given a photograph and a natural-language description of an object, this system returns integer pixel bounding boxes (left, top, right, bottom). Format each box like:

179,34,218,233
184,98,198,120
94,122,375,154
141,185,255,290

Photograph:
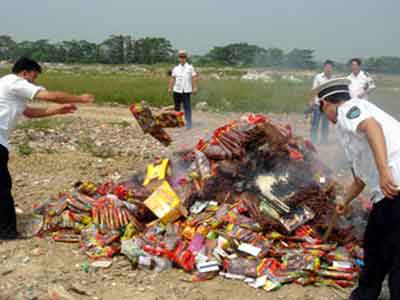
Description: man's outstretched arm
23,104,77,118
34,90,94,104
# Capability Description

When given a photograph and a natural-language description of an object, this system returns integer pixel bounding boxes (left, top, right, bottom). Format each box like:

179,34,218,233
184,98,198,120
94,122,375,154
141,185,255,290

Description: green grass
1,67,399,113
30,72,311,113
17,141,34,156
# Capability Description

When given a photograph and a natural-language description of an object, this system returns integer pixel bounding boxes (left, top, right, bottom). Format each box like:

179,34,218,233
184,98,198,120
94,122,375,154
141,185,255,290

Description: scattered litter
90,260,113,269
32,111,363,293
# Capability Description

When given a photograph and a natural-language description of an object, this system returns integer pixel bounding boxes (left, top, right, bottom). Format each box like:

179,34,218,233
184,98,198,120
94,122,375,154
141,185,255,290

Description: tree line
1,35,400,73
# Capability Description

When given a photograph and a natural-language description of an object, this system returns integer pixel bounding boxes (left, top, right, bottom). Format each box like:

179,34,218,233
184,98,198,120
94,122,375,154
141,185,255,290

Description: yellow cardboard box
144,181,182,224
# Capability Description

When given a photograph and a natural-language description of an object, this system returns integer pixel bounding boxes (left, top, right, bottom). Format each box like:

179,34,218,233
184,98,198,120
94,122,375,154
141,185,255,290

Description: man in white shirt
168,50,198,129
309,60,334,144
347,58,376,100
314,78,400,300
0,57,94,240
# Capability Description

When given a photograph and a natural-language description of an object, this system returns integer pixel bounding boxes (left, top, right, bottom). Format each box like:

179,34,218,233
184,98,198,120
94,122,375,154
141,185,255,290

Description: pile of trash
31,107,364,292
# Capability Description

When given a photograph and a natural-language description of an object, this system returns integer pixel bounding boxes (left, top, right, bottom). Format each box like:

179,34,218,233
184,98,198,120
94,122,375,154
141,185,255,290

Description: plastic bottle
195,150,212,180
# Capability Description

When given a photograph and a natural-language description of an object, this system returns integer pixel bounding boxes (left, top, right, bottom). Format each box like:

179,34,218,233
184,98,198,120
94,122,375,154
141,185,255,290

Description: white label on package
197,261,220,273
213,247,228,259
332,261,353,269
238,243,262,257
244,277,255,284
249,275,267,289
224,273,245,280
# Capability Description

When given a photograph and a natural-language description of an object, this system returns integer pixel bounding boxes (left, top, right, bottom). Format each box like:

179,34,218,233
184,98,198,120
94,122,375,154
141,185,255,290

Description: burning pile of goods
30,104,364,293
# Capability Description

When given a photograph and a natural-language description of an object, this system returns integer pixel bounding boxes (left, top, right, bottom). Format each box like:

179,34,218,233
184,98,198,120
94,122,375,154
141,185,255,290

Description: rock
68,283,91,296
91,260,112,269
48,285,76,300
31,247,44,256
1,268,14,276
195,102,209,112
22,256,31,264
15,207,24,214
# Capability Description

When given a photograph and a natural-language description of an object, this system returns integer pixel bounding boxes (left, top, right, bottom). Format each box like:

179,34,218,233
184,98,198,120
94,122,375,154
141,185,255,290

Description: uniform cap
178,50,188,57
313,78,351,101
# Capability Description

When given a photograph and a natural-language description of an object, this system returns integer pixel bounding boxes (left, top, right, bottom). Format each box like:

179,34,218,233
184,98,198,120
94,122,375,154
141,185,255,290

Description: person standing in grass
309,60,335,144
0,57,94,240
347,58,376,100
168,50,198,129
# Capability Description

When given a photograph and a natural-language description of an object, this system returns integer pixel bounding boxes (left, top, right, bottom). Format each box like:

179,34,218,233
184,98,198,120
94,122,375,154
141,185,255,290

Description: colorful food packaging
144,181,183,224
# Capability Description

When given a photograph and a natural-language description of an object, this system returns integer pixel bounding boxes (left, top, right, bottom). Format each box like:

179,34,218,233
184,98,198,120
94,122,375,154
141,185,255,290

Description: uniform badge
346,106,361,119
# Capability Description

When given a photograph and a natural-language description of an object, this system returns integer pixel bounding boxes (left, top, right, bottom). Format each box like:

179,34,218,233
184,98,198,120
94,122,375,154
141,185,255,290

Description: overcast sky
1,0,399,61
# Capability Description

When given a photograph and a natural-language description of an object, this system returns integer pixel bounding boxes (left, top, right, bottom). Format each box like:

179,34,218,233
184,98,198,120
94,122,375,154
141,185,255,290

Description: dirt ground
1,105,353,300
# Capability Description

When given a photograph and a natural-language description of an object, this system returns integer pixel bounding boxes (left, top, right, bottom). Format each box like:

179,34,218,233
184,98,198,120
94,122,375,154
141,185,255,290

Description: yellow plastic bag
143,159,170,186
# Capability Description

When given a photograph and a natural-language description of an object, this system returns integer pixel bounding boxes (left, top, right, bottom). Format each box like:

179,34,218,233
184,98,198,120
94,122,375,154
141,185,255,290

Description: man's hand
335,177,365,216
380,168,398,199
335,197,349,216
192,87,198,96
55,104,77,115
78,94,95,104
168,87,172,95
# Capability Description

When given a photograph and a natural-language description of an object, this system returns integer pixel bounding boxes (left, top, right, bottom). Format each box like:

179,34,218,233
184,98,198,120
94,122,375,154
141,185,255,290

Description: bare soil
1,104,351,300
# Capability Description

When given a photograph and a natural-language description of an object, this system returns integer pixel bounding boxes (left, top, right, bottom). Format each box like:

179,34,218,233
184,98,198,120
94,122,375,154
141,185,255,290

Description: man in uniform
347,58,376,100
314,78,400,300
309,60,335,144
0,57,94,240
168,50,198,129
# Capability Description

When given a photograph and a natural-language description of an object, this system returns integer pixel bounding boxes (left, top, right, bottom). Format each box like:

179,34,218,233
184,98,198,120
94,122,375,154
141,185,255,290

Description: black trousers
173,92,192,128
0,145,17,237
351,196,400,300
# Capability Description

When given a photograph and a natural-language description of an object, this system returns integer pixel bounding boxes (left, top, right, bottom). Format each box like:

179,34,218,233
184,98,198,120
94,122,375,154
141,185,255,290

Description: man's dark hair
12,57,42,74
324,60,334,67
350,58,362,66
325,92,351,103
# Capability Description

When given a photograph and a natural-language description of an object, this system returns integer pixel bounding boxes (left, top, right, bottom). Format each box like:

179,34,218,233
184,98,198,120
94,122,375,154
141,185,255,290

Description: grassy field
1,67,399,113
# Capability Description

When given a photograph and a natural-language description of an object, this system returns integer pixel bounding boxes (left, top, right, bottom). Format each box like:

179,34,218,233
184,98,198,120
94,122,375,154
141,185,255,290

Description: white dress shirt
0,74,44,150
172,63,197,93
336,98,400,203
312,72,334,104
347,71,376,100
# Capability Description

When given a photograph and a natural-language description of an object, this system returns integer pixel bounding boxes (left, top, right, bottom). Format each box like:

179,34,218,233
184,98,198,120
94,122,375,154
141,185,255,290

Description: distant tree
0,35,17,60
13,41,37,60
205,43,268,66
80,40,98,63
286,48,316,69
62,40,83,63
30,39,57,62
101,35,125,64
364,56,400,74
133,37,174,64
124,36,135,64
265,48,285,66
